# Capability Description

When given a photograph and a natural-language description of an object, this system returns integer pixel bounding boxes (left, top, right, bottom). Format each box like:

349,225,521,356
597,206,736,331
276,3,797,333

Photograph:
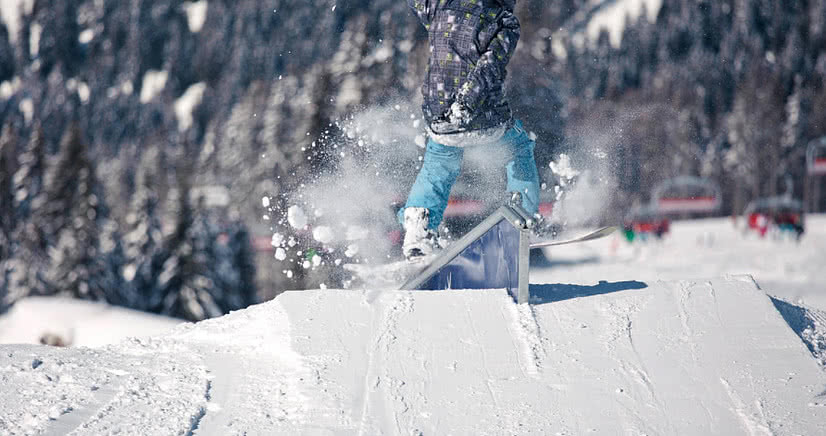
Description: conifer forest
1,0,825,320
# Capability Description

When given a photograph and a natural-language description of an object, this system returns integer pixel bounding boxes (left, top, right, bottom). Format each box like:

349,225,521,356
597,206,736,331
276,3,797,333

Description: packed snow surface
1,277,824,435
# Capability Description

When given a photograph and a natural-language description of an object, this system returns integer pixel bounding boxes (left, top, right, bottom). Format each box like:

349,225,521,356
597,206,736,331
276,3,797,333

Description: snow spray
266,102,427,283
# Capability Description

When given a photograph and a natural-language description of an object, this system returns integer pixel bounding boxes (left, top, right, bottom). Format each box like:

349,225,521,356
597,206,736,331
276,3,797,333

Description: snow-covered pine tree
155,170,222,321
4,125,50,301
0,21,13,83
0,124,18,262
43,124,120,300
0,124,19,311
122,146,166,310
216,220,258,310
97,217,131,308
31,0,82,77
13,125,47,223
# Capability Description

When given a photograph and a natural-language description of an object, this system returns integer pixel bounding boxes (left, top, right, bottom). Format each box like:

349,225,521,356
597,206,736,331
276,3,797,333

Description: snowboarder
400,0,541,259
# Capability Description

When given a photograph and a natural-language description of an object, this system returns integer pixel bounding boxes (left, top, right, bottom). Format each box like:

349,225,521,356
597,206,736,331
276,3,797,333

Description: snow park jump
2,276,825,434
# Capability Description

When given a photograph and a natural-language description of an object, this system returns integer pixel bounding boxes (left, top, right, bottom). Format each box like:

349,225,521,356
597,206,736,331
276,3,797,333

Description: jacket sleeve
457,10,520,112
407,0,435,27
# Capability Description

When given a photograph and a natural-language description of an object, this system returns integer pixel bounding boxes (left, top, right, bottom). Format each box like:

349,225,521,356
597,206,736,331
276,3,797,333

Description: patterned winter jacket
407,0,520,137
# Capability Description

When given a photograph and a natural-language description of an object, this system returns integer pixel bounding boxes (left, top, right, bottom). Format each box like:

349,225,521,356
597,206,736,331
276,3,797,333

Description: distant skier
399,0,540,259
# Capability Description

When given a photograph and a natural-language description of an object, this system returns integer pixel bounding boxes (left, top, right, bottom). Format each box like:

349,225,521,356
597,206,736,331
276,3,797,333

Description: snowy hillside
0,297,181,347
1,277,824,435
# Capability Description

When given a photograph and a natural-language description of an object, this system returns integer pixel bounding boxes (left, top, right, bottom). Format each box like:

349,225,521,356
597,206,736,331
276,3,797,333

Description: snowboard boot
402,207,441,260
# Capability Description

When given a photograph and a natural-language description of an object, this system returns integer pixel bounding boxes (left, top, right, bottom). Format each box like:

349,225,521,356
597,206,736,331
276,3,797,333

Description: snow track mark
63,342,210,436
186,380,212,436
598,294,675,433
720,378,775,436
357,293,415,436
504,301,544,377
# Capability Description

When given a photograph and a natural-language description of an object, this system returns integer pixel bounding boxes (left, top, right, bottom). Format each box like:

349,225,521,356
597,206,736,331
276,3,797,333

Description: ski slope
531,215,826,310
1,277,824,435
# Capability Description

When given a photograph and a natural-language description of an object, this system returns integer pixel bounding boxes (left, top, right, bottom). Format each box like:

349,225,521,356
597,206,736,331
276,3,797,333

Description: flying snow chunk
312,255,322,267
271,233,285,248
262,196,270,208
313,226,335,244
287,206,308,229
275,248,287,261
550,154,580,185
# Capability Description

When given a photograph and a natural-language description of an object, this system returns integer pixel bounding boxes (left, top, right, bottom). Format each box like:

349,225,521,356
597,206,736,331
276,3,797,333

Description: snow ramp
274,276,825,435
0,276,824,435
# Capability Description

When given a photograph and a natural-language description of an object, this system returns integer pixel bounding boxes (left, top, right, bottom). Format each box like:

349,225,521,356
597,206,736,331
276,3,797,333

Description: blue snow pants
399,120,540,230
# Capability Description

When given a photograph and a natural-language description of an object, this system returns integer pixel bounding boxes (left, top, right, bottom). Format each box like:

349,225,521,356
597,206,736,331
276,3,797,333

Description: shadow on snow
529,280,649,305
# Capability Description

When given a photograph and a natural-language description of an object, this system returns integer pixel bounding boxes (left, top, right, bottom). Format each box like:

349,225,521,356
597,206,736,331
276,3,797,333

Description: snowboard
530,226,618,249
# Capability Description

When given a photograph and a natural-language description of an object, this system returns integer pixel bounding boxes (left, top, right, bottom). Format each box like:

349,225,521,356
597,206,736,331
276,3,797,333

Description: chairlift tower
806,138,826,212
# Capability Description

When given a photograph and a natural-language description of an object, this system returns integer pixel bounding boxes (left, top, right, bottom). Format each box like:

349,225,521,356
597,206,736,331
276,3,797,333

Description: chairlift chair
743,196,805,239
622,204,670,242
807,138,826,176
652,176,722,215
